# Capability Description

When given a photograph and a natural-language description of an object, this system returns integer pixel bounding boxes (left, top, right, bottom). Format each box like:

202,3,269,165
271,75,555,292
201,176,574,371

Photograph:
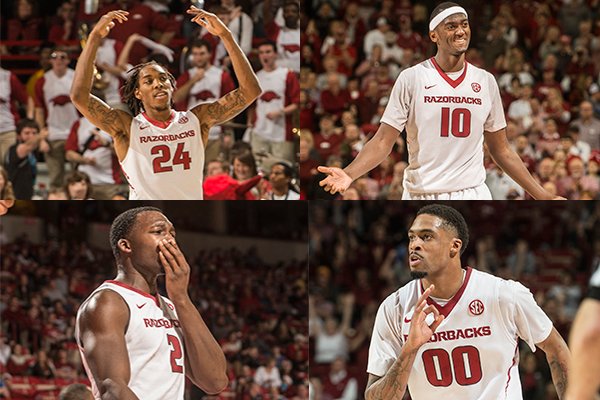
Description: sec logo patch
469,299,484,316
472,82,481,93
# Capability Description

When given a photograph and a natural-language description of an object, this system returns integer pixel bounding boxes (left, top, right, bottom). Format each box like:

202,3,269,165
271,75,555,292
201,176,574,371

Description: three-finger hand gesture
187,6,230,37
317,166,353,195
405,285,445,350
91,10,128,39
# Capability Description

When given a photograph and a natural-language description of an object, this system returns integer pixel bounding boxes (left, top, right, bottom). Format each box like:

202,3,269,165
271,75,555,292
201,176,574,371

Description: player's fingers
430,314,445,332
318,176,331,187
163,240,187,270
317,166,331,175
158,250,174,275
416,285,434,309
158,240,179,270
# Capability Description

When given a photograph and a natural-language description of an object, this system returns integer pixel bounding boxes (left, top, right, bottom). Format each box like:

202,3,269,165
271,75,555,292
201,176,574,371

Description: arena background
300,0,600,199
0,0,300,200
0,201,308,399
308,201,600,400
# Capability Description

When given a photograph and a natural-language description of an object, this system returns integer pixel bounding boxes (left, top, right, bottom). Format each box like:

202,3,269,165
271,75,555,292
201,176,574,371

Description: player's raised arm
187,6,261,143
319,122,399,195
365,285,444,400
77,290,140,400
70,11,132,143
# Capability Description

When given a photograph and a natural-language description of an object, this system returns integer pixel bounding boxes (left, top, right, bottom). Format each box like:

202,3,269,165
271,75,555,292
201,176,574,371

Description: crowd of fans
300,0,600,199
0,205,309,399
0,0,301,200
309,201,600,399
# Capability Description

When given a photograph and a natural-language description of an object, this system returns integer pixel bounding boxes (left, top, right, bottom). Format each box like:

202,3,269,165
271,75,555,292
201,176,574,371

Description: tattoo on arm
202,89,248,127
366,349,416,400
85,96,126,139
548,356,568,399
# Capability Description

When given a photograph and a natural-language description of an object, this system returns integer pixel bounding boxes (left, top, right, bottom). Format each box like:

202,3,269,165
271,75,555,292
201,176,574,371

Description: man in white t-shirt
318,2,560,200
76,206,227,399
566,263,600,400
365,204,570,400
70,8,260,199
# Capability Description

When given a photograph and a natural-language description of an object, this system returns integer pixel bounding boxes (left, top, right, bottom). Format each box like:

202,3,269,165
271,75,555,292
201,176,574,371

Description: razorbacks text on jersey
76,281,185,400
367,267,553,400
381,58,507,194
121,110,205,199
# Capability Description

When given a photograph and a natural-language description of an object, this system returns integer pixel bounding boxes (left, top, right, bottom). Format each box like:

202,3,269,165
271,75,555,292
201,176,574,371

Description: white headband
429,6,468,31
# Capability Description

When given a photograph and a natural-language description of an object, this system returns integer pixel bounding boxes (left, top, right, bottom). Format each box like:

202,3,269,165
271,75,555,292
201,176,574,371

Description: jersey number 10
422,345,482,386
440,108,471,138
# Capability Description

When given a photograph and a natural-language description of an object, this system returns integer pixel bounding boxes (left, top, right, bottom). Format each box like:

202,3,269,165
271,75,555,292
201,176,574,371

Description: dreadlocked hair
121,61,177,116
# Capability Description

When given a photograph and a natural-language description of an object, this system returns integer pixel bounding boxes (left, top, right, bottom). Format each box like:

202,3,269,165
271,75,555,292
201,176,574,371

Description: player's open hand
0,200,15,216
158,238,191,303
187,6,230,37
318,166,352,195
405,285,444,350
91,10,128,39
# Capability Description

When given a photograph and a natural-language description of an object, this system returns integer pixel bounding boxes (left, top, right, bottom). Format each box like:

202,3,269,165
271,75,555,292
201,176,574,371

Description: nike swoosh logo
425,85,437,89
137,303,146,309
140,125,149,130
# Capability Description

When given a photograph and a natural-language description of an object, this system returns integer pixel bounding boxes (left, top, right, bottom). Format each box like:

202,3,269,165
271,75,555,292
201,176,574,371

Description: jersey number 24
151,143,192,173
167,334,184,373
440,108,471,138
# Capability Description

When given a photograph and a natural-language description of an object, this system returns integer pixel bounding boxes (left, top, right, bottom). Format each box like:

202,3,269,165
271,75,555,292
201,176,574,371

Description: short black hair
430,2,463,29
416,204,469,255
257,40,277,52
16,118,39,135
110,206,162,260
190,39,212,53
272,162,294,178
59,383,91,400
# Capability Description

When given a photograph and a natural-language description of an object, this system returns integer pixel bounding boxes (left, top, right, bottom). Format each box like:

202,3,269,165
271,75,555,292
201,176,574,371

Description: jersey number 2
440,107,471,138
151,143,192,173
422,346,482,386
167,334,184,373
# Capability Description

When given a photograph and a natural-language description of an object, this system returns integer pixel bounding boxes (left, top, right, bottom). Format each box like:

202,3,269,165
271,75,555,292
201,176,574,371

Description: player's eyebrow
445,17,468,26
408,228,436,235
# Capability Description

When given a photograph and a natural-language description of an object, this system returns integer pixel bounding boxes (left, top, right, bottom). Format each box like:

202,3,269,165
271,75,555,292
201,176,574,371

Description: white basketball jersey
367,268,553,400
184,66,225,141
38,69,79,141
76,281,185,400
255,67,289,142
275,27,300,73
381,58,506,194
121,110,205,199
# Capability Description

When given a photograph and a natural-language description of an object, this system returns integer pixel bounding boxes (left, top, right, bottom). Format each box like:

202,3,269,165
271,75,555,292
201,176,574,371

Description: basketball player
318,2,560,200
565,264,600,400
75,207,227,399
70,7,261,199
366,204,570,400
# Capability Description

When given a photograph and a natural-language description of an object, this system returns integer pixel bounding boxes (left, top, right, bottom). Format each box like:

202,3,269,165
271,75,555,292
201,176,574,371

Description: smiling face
430,13,470,56
134,64,174,113
124,211,176,276
407,214,462,279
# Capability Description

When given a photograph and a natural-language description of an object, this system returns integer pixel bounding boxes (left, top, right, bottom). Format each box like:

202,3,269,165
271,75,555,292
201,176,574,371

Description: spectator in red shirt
321,20,357,77
320,73,351,119
48,1,79,48
6,0,44,48
313,114,343,162
100,0,177,65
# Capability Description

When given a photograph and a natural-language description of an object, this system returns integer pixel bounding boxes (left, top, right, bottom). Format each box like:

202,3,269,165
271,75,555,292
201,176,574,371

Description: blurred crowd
308,201,600,399
0,218,308,398
0,0,301,200
300,0,600,199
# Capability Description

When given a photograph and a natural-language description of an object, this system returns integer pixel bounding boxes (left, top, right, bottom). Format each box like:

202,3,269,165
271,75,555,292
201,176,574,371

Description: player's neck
433,53,466,73
422,266,465,299
143,108,174,123
114,269,159,295
273,186,287,196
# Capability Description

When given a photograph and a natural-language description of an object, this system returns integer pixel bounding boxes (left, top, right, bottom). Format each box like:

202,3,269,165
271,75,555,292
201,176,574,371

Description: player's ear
118,238,132,255
450,239,462,258
134,87,141,100
429,30,437,44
